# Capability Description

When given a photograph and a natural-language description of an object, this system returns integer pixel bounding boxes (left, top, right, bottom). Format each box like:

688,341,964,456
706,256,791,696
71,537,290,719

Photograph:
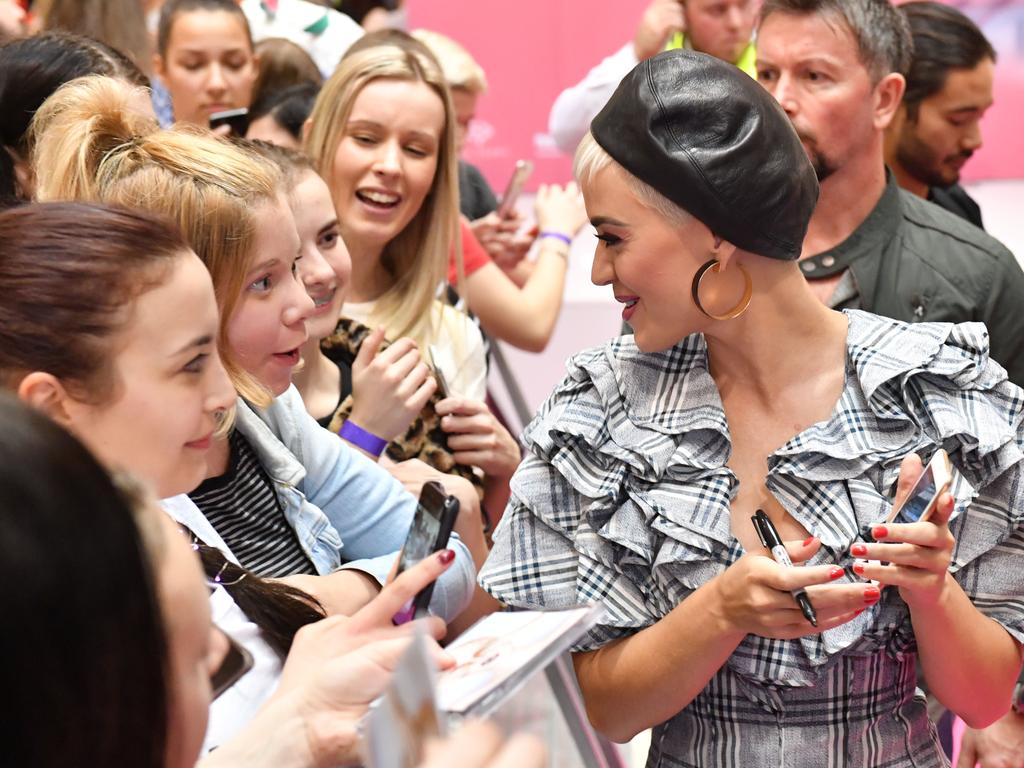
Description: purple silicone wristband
338,420,387,457
539,231,572,246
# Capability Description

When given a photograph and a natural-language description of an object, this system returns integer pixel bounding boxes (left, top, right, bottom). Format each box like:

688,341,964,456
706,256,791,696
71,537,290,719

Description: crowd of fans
0,0,1021,766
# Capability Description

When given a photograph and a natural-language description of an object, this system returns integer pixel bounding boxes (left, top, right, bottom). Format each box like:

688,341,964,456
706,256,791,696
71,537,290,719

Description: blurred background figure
36,0,152,73
548,0,757,154
884,1,996,230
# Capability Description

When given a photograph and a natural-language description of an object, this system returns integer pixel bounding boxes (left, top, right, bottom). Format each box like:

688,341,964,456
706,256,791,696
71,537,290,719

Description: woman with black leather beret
479,49,1024,767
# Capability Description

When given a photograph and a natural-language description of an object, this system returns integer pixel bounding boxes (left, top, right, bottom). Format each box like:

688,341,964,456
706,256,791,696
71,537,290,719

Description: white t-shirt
343,299,488,402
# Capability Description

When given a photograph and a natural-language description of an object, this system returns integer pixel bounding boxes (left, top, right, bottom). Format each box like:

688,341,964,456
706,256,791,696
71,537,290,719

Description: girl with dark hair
154,0,259,127
0,201,470,765
0,395,169,768
0,30,148,205
246,81,320,149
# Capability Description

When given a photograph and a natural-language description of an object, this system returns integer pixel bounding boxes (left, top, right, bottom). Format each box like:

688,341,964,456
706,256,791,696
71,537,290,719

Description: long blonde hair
304,43,463,349
31,75,281,407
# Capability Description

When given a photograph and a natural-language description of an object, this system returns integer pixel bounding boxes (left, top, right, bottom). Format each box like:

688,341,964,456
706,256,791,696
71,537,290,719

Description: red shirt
448,218,491,285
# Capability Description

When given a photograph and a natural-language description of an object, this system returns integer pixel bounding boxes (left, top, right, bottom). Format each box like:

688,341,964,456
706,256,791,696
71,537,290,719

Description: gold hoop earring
691,259,753,320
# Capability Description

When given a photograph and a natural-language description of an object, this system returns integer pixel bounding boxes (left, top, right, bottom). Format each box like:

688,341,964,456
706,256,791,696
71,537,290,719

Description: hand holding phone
888,449,952,525
393,481,460,624
853,450,956,593
209,107,250,137
496,160,533,219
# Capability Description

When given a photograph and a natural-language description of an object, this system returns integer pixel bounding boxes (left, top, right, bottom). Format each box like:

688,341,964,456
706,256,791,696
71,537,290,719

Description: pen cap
750,513,770,549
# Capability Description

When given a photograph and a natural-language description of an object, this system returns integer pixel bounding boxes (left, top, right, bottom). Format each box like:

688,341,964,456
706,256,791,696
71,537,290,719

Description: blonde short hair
574,131,692,229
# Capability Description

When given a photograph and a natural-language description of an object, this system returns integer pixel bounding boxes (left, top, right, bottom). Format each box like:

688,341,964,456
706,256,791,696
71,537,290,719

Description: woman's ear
711,235,739,269
152,53,165,79
301,118,312,145
16,372,77,428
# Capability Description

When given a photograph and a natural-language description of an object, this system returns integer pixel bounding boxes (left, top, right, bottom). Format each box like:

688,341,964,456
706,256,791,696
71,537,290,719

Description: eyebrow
247,258,279,275
318,219,339,235
174,334,214,355
591,216,628,228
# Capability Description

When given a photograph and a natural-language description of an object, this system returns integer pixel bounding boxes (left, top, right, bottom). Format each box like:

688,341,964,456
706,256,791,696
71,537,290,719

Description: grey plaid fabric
480,310,1024,768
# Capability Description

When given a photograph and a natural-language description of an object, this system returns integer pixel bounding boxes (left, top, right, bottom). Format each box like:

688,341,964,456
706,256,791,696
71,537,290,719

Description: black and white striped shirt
190,430,317,577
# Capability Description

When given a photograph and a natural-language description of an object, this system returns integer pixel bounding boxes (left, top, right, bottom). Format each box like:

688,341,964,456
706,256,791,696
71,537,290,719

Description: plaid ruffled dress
480,310,1024,768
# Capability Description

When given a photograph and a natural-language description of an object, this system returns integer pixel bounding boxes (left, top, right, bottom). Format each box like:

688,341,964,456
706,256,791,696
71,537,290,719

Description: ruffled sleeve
480,311,1024,670
479,336,739,652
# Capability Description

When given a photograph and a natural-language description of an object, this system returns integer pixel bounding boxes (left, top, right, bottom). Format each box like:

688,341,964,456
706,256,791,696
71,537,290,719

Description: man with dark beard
755,0,1024,387
884,2,995,230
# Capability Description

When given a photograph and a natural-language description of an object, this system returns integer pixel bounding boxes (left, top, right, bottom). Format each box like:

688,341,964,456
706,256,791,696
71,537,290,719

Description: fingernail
803,536,816,547
829,566,845,580
864,586,880,603
871,525,888,540
851,543,867,557
438,549,455,565
852,562,866,575
854,609,864,617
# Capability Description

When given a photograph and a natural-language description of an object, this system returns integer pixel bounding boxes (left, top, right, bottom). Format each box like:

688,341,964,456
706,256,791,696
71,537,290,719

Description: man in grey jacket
756,0,1024,387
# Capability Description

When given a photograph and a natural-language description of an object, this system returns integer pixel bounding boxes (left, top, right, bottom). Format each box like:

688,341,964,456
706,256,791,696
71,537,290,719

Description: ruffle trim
520,311,1024,686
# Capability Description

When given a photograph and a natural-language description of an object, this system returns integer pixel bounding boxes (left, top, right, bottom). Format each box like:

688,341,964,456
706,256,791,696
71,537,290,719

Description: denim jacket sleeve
257,386,476,620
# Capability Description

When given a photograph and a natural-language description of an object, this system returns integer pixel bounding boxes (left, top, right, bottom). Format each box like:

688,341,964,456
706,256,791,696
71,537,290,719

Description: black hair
157,0,253,57
249,81,321,142
0,393,167,767
0,31,147,206
900,1,996,119
196,545,325,657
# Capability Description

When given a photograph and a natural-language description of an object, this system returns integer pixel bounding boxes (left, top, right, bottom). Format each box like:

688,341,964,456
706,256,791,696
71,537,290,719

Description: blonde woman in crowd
305,43,522,517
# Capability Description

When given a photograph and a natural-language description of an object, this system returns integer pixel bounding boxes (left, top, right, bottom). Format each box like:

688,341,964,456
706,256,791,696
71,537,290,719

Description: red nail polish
829,566,845,580
854,609,864,617
803,536,816,547
872,525,888,540
864,586,880,603
438,549,455,565
851,543,867,557
853,562,865,575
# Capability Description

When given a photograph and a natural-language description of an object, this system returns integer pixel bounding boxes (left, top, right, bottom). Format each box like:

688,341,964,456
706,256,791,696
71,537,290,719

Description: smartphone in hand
889,449,953,525
209,107,250,137
393,481,460,624
496,159,533,219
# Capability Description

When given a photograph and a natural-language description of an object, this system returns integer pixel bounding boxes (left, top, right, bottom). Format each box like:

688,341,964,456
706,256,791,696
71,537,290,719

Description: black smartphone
393,481,460,623
209,107,250,137
210,627,254,699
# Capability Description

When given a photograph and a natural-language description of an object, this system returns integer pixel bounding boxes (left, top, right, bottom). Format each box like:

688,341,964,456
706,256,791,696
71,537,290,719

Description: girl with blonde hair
305,43,521,518
32,74,476,629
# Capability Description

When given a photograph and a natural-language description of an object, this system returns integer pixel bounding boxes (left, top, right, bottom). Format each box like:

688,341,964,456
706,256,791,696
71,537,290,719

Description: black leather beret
590,49,818,261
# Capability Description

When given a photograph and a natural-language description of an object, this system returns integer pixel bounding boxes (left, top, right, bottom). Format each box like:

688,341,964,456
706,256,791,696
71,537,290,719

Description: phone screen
898,467,938,523
397,494,445,575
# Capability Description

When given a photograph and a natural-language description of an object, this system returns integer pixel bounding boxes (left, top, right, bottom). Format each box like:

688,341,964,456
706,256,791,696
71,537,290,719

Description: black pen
752,509,818,627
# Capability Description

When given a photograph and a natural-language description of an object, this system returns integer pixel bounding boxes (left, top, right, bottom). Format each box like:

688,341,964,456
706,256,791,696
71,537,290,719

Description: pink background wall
407,0,1024,191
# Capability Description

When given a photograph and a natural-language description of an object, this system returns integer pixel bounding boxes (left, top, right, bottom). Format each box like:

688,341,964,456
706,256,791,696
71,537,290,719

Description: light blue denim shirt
163,385,475,621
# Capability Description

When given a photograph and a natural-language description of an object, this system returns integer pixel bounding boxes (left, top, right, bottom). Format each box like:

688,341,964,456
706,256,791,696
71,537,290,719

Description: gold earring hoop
691,259,753,320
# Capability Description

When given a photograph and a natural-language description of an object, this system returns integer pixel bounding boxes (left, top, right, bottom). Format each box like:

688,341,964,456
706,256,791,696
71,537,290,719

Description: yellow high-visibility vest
667,32,757,78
